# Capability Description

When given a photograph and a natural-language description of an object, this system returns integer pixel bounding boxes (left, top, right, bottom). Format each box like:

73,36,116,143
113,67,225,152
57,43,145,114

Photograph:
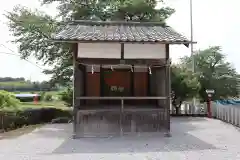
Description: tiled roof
53,21,191,45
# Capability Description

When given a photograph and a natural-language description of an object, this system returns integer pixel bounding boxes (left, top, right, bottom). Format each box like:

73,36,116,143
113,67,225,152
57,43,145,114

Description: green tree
171,65,200,115
181,46,239,101
6,0,175,85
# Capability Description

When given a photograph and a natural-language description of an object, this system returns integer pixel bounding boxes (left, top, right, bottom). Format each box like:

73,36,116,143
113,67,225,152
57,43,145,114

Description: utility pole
189,0,196,111
190,0,194,72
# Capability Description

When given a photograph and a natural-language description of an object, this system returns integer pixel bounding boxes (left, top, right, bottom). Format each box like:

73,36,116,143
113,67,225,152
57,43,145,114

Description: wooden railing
76,96,167,100
74,97,169,137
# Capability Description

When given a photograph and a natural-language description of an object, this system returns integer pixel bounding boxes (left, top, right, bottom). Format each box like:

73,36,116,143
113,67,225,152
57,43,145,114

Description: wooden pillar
165,44,171,136
73,43,83,138
82,65,86,105
147,67,151,97
100,65,104,105
130,65,134,105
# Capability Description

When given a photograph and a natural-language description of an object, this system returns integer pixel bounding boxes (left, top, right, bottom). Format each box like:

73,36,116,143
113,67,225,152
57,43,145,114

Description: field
19,101,69,110
14,91,59,95
0,81,30,87
17,91,69,110
0,90,70,112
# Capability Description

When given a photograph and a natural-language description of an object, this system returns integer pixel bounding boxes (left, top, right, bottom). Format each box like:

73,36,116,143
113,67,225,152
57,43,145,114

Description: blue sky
0,0,239,81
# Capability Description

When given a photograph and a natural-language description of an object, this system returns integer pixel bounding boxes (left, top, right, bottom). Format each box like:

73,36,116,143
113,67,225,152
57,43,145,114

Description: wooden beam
72,43,78,138
51,39,195,46
77,58,166,65
77,108,165,112
147,67,151,97
131,65,134,97
100,65,104,97
76,96,167,100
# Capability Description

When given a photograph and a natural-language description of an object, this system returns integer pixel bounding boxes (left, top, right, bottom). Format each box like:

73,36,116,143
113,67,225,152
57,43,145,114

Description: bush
44,94,53,101
39,91,46,101
0,90,20,109
0,107,72,130
58,88,73,107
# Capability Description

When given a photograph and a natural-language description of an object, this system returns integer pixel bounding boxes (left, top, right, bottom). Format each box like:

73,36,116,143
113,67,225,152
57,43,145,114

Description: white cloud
0,0,239,82
166,0,240,70
0,0,58,82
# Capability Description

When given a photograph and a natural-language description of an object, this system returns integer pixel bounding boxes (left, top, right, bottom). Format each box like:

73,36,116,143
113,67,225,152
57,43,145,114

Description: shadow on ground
45,117,217,154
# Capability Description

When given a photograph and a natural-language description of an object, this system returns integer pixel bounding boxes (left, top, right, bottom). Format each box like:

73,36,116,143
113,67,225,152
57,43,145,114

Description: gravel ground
1,117,240,160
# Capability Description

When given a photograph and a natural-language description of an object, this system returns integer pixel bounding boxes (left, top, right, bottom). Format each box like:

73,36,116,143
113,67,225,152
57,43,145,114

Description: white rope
148,67,152,75
91,65,94,74
78,62,168,68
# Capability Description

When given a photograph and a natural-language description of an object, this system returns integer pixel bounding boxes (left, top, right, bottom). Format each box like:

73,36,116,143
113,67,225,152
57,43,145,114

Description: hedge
0,108,72,131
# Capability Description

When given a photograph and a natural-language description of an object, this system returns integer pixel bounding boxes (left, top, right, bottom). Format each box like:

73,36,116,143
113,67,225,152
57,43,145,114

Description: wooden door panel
134,72,148,105
86,73,100,105
103,71,131,105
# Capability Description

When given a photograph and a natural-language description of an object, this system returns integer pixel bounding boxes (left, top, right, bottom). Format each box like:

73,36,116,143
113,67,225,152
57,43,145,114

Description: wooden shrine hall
52,20,192,138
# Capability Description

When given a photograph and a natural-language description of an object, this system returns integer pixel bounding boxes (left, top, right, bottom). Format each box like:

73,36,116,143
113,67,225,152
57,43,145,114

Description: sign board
206,89,215,94
207,94,212,97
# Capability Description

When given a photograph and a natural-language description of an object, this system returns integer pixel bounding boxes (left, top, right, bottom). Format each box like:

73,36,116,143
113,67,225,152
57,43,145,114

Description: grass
0,124,42,140
0,91,70,139
0,100,70,112
15,91,68,109
19,101,70,110
14,91,59,95
0,90,70,112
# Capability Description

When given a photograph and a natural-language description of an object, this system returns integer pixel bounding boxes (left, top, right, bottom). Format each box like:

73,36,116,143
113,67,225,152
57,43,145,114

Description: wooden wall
133,72,148,104
134,72,148,96
86,73,100,105
85,70,149,105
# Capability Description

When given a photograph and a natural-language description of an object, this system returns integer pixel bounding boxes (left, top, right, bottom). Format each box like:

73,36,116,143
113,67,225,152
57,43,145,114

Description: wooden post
120,99,124,136
207,96,212,118
72,44,77,138
72,43,81,138
33,95,38,104
165,44,171,137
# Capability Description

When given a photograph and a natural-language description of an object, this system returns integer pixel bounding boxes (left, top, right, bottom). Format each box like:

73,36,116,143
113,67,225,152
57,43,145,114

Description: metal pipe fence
211,102,240,127
170,102,207,116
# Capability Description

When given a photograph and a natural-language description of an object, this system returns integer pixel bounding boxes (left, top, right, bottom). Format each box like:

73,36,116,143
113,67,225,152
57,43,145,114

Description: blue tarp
215,100,240,105
15,94,39,98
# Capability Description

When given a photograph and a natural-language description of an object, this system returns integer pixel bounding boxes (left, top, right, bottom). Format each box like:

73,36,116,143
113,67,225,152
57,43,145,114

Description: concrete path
1,117,240,160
